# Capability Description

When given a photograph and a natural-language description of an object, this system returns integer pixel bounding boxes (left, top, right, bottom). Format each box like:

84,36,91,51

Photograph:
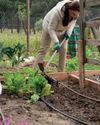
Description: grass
0,29,41,56
0,29,100,72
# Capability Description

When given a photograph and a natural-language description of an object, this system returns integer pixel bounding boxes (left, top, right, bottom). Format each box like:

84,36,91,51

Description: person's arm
48,12,60,43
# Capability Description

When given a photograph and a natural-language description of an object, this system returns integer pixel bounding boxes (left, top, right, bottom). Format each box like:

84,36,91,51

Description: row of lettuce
3,67,53,102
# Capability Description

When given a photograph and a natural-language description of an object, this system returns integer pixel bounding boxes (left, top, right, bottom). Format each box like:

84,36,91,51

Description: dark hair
69,1,80,12
62,1,80,26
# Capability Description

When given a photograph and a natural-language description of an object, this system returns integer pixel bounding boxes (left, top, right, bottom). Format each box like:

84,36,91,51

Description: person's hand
64,31,69,40
54,42,61,52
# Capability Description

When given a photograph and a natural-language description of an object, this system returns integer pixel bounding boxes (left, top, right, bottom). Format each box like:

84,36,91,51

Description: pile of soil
45,79,100,125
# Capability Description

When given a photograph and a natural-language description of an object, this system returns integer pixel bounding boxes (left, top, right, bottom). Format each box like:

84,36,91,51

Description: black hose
60,81,100,103
43,73,100,103
42,99,92,125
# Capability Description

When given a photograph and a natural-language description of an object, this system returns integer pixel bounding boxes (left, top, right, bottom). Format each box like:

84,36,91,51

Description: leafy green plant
66,57,79,72
12,42,26,66
4,72,25,93
4,70,53,102
22,73,53,102
19,67,35,74
2,42,26,67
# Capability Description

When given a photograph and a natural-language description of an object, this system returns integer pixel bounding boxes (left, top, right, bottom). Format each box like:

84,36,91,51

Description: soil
45,79,100,125
0,91,82,125
63,79,100,100
0,78,100,125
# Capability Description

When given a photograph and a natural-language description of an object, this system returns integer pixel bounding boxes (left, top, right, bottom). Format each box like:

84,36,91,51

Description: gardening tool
45,39,65,68
38,63,58,84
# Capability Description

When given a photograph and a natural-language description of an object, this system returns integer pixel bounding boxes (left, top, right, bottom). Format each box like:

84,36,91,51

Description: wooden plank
86,39,100,46
86,20,100,27
86,0,100,6
86,58,100,65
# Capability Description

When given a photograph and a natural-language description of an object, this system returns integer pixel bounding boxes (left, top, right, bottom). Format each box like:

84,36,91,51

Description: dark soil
63,79,100,100
45,79,100,125
0,90,83,125
0,78,100,125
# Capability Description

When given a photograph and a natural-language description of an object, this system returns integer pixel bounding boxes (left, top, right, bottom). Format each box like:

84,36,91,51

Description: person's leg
58,37,68,72
34,29,51,67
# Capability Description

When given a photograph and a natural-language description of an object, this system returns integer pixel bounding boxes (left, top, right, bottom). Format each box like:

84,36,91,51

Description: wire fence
0,11,40,34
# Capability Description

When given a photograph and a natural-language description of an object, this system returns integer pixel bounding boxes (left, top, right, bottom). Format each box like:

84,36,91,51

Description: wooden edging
69,70,100,91
48,72,69,81
48,70,100,91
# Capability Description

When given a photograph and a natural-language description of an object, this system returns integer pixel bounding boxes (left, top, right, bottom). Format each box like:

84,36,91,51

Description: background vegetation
0,0,100,72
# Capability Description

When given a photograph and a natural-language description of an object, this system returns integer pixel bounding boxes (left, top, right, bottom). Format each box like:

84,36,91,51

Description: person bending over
34,0,80,72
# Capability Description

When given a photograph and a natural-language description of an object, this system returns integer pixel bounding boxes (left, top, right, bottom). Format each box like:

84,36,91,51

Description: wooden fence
79,0,100,89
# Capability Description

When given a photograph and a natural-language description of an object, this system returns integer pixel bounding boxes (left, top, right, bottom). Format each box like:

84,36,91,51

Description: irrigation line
43,74,100,103
59,81,100,103
42,99,92,125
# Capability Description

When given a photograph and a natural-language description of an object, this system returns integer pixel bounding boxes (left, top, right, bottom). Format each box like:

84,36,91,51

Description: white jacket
42,0,77,42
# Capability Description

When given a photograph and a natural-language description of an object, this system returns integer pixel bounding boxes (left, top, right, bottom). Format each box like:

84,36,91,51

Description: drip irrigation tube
59,81,100,103
43,74,100,103
42,99,92,125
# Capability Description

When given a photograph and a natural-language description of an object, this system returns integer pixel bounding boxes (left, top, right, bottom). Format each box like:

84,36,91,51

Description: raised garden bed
0,71,100,125
44,71,100,125
47,71,100,101
44,79,100,125
69,70,100,91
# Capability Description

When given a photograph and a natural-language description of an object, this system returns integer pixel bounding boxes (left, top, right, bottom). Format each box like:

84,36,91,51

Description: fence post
26,0,30,55
79,0,85,89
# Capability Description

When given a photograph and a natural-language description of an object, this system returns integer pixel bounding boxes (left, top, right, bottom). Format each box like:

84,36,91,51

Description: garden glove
64,31,69,40
54,42,61,52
